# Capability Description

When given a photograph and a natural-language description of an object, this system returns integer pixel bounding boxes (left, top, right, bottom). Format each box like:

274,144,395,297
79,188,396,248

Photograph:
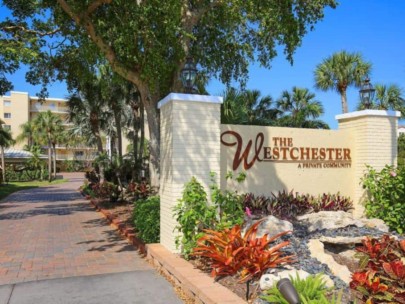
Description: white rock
319,236,364,245
259,269,310,290
297,211,364,232
307,239,352,284
359,218,390,232
244,215,293,239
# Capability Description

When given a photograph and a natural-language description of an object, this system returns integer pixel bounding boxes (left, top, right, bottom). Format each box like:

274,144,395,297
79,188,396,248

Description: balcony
30,105,69,113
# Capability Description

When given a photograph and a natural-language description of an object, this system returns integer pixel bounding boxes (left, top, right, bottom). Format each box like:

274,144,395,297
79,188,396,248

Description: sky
2,0,405,129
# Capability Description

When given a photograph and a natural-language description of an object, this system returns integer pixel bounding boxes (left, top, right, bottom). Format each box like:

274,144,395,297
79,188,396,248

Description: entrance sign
158,93,400,253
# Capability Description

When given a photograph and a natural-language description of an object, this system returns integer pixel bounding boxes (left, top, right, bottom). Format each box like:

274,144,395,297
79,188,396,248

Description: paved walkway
0,173,182,304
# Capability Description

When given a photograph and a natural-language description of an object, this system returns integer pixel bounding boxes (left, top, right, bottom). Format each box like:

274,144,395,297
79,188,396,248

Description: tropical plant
361,165,405,234
276,87,329,129
261,273,343,304
311,193,353,212
91,181,120,202
31,111,65,182
0,120,14,183
357,84,405,116
193,220,294,300
314,51,372,113
25,144,46,180
221,88,279,125
350,235,405,304
133,196,160,244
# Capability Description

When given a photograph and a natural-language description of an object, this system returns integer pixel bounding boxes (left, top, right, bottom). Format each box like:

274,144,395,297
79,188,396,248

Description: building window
74,151,84,157
4,113,11,119
35,102,42,109
2,125,11,130
49,103,56,110
3,100,11,107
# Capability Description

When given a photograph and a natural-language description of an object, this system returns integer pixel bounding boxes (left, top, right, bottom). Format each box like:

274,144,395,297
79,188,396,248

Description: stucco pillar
336,110,400,217
158,93,223,252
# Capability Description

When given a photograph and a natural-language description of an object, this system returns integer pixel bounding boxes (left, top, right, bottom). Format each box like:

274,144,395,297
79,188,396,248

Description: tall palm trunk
52,142,57,179
112,101,123,159
47,139,52,182
341,90,349,113
1,146,5,184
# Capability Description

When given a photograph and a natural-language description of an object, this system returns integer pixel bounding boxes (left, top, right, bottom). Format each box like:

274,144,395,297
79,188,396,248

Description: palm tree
357,84,405,116
314,51,372,113
0,119,14,183
221,88,278,125
276,87,329,129
16,120,35,148
32,111,64,182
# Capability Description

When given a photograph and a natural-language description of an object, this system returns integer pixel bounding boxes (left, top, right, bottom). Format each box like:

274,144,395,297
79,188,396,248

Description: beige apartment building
0,91,97,162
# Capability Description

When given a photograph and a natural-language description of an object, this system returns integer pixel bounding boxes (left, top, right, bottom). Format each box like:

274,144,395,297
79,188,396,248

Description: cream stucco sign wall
220,125,355,198
158,93,400,252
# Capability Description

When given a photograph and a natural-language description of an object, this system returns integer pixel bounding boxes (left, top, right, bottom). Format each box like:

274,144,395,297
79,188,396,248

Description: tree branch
2,25,60,37
56,0,145,91
87,0,113,15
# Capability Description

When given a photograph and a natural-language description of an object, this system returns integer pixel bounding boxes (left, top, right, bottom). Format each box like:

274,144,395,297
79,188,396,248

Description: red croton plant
350,235,405,304
192,220,295,283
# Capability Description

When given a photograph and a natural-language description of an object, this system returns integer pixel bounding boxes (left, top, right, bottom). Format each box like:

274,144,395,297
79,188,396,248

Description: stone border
89,199,245,304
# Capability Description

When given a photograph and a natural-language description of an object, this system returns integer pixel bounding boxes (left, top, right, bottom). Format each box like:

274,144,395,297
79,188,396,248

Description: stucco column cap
336,110,401,121
157,93,223,109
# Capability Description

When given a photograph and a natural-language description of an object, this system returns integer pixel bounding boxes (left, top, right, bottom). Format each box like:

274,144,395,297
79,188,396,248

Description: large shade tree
314,51,371,113
276,87,329,129
1,0,338,186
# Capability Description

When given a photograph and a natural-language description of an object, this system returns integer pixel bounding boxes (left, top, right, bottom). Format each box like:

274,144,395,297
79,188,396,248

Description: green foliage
361,165,405,234
173,177,217,259
276,87,329,129
210,172,245,230
174,173,247,258
399,134,405,168
133,196,160,244
261,273,342,304
61,160,85,172
350,235,405,304
5,168,49,182
193,220,294,283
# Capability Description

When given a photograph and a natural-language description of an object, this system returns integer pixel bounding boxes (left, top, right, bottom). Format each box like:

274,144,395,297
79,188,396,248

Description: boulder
297,211,364,232
319,236,364,245
259,269,334,290
359,218,389,233
243,215,293,239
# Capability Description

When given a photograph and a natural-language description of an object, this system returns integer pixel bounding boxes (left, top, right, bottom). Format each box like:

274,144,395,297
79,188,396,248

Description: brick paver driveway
0,173,151,286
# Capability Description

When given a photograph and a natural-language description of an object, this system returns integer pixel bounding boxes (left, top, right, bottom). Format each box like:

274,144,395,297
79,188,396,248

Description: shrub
173,177,217,259
133,196,160,243
192,220,294,282
85,170,99,183
173,174,246,258
261,273,343,304
362,165,405,234
92,181,120,202
350,235,405,304
5,168,48,182
126,181,153,199
243,191,352,220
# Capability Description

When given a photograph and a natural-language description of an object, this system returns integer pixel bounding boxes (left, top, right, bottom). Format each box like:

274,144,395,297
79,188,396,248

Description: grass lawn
0,179,68,201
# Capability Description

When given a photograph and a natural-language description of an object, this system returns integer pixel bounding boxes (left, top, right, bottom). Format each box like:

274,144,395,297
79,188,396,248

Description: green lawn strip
0,179,68,201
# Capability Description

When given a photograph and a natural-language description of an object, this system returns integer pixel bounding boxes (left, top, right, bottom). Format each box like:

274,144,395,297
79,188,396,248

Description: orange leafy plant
192,220,295,282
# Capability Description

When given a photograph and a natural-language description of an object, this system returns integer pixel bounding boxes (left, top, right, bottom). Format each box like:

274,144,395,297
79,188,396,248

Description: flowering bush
362,165,405,234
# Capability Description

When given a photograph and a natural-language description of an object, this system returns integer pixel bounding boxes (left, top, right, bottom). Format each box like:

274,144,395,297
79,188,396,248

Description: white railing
30,105,69,113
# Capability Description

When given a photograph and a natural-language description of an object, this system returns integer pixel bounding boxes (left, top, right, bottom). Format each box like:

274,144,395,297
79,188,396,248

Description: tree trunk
144,98,160,188
48,140,52,182
341,90,349,113
112,102,123,159
52,142,57,179
1,146,5,184
139,102,145,169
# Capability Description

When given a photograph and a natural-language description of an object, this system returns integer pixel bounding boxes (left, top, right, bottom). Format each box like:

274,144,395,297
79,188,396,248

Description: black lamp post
359,76,376,109
180,57,197,93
